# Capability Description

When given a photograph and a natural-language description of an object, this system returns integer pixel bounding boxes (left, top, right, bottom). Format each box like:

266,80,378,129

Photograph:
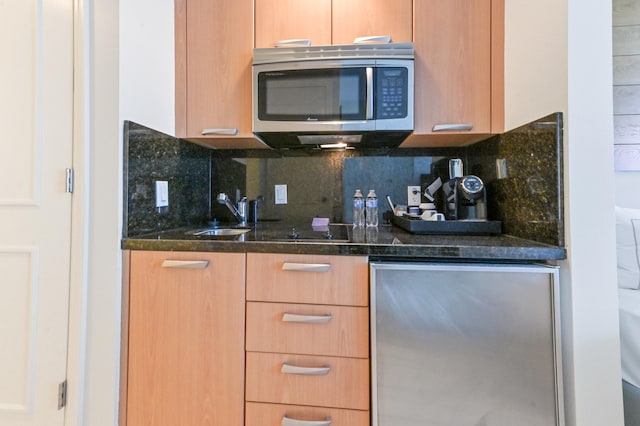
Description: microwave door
255,67,374,131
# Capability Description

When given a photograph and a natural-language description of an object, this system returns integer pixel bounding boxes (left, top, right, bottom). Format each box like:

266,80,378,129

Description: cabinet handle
282,262,331,272
354,35,391,44
282,313,333,324
161,260,210,269
275,39,311,47
282,416,332,426
432,123,473,132
201,128,238,136
281,363,331,376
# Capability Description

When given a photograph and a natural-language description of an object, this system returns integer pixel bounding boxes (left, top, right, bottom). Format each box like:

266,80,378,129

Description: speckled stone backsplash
467,113,564,246
123,121,211,236
123,113,564,247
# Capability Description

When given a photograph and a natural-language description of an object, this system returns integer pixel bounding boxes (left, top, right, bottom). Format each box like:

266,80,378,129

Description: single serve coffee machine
441,158,487,221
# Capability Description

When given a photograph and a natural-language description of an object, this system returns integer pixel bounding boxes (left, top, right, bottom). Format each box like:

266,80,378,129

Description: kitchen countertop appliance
252,43,414,150
440,158,487,221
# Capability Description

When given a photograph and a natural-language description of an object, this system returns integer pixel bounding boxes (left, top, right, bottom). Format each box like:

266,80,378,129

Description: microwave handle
366,67,374,120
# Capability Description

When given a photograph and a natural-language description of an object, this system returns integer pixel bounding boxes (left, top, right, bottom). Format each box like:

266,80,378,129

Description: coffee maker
440,159,487,221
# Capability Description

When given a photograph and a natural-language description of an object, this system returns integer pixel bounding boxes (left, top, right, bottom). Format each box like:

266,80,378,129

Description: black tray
392,215,502,235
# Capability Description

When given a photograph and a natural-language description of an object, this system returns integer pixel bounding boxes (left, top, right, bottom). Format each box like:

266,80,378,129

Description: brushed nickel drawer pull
282,313,333,324
201,128,238,136
281,363,331,376
161,260,210,269
282,416,332,426
282,262,331,272
432,123,473,132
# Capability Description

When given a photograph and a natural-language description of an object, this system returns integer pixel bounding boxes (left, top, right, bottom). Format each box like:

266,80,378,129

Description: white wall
119,0,175,135
616,172,640,209
504,0,568,130
563,0,624,425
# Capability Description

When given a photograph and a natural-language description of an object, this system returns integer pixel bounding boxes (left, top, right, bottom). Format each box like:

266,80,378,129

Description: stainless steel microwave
252,43,414,150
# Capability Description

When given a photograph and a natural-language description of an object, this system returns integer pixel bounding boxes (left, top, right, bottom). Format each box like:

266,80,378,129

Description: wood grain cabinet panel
404,0,504,147
413,0,491,136
332,0,413,44
246,253,369,306
246,352,370,410
175,0,263,148
254,0,332,48
254,0,411,48
246,302,369,358
246,402,370,426
126,251,246,425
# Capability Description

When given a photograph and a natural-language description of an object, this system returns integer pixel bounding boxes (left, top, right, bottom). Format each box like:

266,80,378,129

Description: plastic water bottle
352,189,365,227
366,189,379,227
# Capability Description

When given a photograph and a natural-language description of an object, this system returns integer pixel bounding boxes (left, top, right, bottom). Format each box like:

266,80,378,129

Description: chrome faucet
217,193,247,226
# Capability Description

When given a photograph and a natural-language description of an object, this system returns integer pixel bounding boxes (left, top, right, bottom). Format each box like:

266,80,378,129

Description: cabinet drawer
246,302,369,358
246,352,369,410
246,402,369,426
246,253,369,306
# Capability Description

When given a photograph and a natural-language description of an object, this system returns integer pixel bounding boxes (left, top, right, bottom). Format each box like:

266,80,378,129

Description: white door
0,0,73,425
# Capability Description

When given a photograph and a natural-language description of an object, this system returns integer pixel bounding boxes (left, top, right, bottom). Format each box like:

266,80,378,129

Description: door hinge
58,380,67,410
65,168,74,193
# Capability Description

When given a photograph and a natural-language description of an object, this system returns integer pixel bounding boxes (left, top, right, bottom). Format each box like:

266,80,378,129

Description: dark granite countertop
121,222,566,261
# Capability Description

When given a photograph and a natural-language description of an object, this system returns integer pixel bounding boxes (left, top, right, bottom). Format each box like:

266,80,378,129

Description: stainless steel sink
187,228,251,236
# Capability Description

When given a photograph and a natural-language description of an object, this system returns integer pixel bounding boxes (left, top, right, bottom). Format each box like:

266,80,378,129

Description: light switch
155,181,169,208
407,185,421,206
275,184,287,205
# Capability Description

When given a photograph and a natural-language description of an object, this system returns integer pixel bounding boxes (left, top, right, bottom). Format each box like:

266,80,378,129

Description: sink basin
188,228,251,237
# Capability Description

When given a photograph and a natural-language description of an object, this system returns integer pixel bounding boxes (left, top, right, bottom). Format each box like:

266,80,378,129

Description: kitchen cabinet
175,0,264,148
254,0,332,48
245,253,370,426
125,251,245,425
254,0,412,48
403,0,505,147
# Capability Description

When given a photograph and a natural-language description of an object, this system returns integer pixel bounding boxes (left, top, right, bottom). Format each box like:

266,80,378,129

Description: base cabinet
125,251,246,425
245,253,370,425
246,402,370,426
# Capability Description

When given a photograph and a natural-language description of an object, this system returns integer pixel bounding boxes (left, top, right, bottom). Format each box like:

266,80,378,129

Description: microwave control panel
375,68,409,120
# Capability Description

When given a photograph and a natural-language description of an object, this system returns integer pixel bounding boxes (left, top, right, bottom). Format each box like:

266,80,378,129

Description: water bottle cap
367,189,376,196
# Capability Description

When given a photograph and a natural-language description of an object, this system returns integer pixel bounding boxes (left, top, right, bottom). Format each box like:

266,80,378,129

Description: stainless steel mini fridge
370,262,564,426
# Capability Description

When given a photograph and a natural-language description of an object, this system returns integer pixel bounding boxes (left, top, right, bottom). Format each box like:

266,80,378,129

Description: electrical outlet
155,181,169,208
275,184,287,204
407,185,421,206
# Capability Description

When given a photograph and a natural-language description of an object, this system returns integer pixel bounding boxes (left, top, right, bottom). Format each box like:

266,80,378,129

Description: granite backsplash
123,113,564,247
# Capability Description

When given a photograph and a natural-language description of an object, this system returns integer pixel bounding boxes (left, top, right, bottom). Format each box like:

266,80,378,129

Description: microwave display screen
258,68,367,121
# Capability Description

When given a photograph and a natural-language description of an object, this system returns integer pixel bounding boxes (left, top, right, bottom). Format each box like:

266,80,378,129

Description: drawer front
246,302,369,358
246,402,369,426
245,352,369,410
246,253,369,306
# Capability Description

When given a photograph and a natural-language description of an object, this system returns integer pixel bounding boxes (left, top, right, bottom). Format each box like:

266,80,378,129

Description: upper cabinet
402,0,504,147
255,0,412,48
176,0,503,149
175,0,265,148
254,0,332,48
332,0,413,45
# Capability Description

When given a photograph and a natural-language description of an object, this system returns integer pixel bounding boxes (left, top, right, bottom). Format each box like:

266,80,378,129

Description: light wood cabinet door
246,302,369,358
246,402,370,426
176,0,263,148
246,352,370,410
254,0,331,48
332,0,413,44
405,0,500,147
126,251,246,425
246,253,369,306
